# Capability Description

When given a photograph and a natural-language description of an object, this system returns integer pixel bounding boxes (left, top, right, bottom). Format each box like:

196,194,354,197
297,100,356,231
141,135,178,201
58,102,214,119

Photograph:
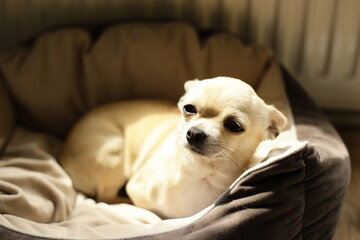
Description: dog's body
60,77,286,218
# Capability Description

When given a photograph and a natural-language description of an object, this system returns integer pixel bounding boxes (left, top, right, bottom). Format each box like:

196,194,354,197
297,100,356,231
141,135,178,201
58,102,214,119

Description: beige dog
60,77,286,219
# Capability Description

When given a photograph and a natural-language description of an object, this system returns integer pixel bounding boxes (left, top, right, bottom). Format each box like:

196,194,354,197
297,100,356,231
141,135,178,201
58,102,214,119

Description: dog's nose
186,127,207,145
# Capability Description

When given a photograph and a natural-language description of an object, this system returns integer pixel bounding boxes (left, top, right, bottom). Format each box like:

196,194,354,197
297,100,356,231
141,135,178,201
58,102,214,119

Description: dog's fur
60,77,287,218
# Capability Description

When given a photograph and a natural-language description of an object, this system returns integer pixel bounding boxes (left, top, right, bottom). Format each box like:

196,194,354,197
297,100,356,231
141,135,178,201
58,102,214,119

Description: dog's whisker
214,142,252,171
194,156,204,173
210,145,237,168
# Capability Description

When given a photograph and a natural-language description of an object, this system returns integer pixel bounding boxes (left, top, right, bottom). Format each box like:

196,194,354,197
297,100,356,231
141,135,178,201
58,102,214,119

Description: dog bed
0,23,350,239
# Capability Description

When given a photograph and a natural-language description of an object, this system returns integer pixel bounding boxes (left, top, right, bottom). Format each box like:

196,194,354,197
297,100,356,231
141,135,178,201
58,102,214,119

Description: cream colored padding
0,23,300,238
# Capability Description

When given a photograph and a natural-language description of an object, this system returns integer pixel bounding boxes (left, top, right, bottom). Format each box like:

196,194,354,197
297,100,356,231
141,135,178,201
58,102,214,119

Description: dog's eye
224,120,244,133
183,104,197,115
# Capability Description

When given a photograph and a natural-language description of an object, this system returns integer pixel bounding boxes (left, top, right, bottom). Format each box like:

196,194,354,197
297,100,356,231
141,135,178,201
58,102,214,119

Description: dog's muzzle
186,127,207,154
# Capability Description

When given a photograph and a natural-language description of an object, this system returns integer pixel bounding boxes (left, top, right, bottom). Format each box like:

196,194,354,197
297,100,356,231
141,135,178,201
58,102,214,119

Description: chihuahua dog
60,77,286,219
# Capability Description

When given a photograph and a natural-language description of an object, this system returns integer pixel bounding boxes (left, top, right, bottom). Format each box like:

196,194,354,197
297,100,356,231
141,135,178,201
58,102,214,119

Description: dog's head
177,77,287,167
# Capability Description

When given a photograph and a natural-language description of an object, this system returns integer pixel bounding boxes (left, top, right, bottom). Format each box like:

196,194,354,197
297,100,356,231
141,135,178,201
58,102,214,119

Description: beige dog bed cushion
0,23,350,239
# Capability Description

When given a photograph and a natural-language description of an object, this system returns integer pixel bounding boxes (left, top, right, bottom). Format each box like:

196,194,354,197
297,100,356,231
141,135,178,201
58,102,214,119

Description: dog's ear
184,79,199,92
178,80,199,109
267,106,287,139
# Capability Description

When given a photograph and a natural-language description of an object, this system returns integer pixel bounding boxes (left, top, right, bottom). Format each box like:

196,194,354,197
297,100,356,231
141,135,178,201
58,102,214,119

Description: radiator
0,0,359,111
